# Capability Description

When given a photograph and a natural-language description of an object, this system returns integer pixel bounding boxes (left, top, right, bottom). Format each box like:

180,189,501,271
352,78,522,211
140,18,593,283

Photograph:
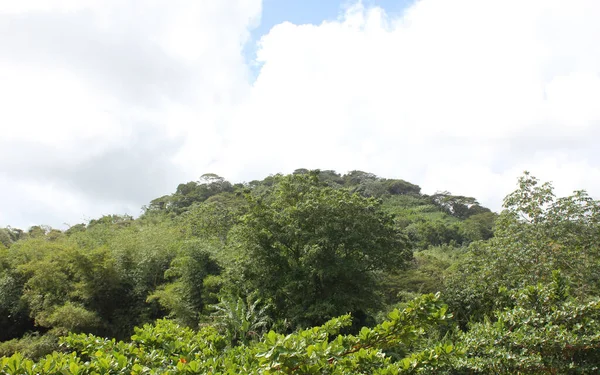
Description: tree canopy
235,172,411,327
2,169,600,374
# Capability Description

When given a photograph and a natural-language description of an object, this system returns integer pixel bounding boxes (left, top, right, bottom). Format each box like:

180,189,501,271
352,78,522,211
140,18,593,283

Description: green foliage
294,169,421,198
87,214,134,230
445,172,600,324
0,294,455,374
4,287,600,373
9,238,94,332
0,230,11,249
455,273,600,374
253,293,454,374
0,218,189,345
8,168,600,374
381,245,462,306
0,333,59,361
148,240,221,326
430,192,490,220
0,244,34,341
342,170,421,198
146,174,234,215
460,211,496,241
404,219,464,249
42,303,100,333
210,294,272,346
180,194,246,245
382,194,495,249
236,172,412,327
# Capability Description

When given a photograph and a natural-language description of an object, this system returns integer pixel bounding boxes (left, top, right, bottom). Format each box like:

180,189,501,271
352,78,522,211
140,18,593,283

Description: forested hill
1,169,600,374
143,169,496,247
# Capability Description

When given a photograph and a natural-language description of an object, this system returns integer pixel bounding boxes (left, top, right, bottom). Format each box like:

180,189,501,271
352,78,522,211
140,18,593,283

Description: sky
1,0,599,229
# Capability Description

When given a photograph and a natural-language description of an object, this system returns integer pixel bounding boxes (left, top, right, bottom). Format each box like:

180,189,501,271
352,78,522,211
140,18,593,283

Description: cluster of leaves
383,195,496,250
4,281,600,374
142,169,493,250
0,294,458,375
0,220,212,345
234,173,412,328
455,272,600,373
146,174,236,215
445,172,600,325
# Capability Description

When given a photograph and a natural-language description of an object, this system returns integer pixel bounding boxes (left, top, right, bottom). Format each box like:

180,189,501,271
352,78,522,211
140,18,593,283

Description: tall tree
235,172,411,328
445,172,600,324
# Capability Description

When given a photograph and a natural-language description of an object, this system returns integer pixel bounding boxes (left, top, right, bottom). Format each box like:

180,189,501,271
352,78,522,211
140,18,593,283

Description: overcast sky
1,0,599,229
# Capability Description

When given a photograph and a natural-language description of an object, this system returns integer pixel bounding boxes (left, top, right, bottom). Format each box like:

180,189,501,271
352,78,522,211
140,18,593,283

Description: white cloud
0,0,261,228
0,0,99,14
1,0,599,228
216,0,600,210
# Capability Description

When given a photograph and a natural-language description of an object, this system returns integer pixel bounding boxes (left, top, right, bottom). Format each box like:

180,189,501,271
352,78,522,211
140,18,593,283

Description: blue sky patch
245,0,415,79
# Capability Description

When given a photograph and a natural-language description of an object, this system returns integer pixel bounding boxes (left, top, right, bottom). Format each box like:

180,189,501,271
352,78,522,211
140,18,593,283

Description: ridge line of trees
2,169,599,373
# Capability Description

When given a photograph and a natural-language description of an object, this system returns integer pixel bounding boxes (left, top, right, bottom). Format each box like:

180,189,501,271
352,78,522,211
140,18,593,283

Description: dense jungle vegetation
1,169,599,374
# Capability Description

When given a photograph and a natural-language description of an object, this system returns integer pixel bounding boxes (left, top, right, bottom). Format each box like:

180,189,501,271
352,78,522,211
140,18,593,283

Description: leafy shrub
0,294,454,374
0,333,59,360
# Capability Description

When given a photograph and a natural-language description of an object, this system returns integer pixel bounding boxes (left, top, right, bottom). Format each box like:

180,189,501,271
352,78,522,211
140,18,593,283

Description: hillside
1,169,599,374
